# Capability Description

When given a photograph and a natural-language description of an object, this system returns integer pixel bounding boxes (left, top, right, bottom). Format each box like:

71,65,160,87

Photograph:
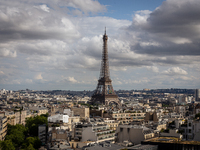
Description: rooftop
127,144,158,150
144,137,200,145
82,141,124,150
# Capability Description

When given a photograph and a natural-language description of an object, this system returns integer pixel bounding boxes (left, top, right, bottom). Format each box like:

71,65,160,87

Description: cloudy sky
0,0,200,91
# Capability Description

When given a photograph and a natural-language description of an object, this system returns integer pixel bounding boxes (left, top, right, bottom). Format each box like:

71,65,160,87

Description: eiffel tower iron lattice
91,29,121,106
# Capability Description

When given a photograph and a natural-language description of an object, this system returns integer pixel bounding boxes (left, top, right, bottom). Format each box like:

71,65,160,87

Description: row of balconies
93,127,107,132
93,126,107,130
94,128,111,133
39,130,46,134
96,131,115,137
113,115,145,118
113,115,144,118
116,117,144,120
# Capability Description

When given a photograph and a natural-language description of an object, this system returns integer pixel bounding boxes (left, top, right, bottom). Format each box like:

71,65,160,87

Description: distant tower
91,29,121,106
195,89,200,102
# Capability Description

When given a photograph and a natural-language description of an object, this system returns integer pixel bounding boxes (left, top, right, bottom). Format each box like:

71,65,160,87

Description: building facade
116,125,155,145
0,113,7,141
112,112,145,124
74,124,115,143
195,89,200,102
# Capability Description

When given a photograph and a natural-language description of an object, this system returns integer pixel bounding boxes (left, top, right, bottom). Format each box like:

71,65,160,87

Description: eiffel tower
91,29,121,106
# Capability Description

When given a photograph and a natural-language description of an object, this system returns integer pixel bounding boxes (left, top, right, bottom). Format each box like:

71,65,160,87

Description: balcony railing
97,131,115,137
98,134,115,140
94,128,113,133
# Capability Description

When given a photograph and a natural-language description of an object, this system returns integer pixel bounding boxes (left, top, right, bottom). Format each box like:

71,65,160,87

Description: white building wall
63,109,72,116
48,114,69,123
63,115,69,123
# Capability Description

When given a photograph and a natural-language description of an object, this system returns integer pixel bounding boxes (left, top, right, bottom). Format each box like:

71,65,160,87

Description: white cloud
11,79,21,85
179,76,192,81
146,66,159,73
162,67,188,76
25,79,33,83
39,4,50,12
0,70,4,75
35,73,43,80
132,10,152,26
0,49,17,57
169,37,192,44
67,77,78,83
130,79,150,84
64,0,106,14
34,4,50,12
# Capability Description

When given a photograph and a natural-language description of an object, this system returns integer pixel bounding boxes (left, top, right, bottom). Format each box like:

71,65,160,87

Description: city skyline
0,0,200,91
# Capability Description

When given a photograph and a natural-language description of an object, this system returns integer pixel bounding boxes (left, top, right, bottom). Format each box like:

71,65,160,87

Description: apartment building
30,106,48,115
116,125,155,145
48,111,80,131
0,113,7,141
71,107,89,119
74,123,115,143
38,124,46,145
180,119,200,140
111,112,145,124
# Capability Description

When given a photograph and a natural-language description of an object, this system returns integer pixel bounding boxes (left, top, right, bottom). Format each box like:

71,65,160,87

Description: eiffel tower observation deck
91,29,121,106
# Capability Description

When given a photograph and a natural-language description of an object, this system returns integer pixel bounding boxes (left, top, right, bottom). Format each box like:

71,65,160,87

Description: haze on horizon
0,0,200,91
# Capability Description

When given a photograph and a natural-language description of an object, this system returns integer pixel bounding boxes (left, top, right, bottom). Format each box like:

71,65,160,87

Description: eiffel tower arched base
91,94,121,106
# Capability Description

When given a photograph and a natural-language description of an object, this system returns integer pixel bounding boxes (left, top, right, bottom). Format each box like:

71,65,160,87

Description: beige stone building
71,107,89,119
74,124,115,143
112,112,145,124
30,106,48,116
15,110,27,125
104,118,119,130
6,111,16,125
66,116,80,131
0,113,7,141
6,110,27,125
48,127,70,145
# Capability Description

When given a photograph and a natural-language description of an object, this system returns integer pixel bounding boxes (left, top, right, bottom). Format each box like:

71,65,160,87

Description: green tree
25,115,47,136
26,137,41,149
7,123,27,135
160,128,165,132
0,140,15,150
21,136,41,150
5,129,25,147
22,143,35,150
40,113,49,118
27,144,35,150
6,124,27,148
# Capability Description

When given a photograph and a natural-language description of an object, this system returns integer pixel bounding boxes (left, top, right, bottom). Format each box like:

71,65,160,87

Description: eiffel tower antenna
91,29,121,106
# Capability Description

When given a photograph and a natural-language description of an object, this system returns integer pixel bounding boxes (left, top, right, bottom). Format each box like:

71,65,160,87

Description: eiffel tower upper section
100,28,111,82
91,29,121,106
